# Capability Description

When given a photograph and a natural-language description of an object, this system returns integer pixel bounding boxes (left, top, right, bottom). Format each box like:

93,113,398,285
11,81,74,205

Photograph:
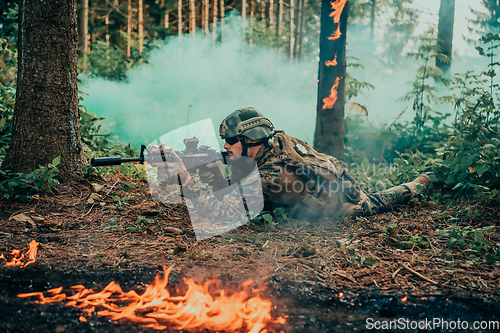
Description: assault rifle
90,137,227,170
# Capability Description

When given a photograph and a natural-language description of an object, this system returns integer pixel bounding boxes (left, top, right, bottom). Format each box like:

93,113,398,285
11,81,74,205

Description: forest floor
1,174,499,332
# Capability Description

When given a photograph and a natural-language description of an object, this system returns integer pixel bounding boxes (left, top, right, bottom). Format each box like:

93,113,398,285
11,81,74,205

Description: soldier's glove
228,156,257,184
147,145,191,186
198,162,228,191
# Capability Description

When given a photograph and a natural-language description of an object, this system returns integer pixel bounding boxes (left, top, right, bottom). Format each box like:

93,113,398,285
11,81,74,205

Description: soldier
160,107,430,221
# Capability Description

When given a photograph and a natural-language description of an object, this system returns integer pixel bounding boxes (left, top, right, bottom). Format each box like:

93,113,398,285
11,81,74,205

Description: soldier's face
224,140,243,157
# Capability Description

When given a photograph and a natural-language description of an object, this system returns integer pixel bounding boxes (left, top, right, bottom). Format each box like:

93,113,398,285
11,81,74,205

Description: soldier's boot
400,174,431,198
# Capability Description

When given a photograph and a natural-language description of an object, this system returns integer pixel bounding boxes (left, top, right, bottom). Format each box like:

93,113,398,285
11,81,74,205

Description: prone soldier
154,107,430,221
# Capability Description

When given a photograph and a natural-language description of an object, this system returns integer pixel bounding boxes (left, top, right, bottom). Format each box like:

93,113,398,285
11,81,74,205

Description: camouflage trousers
351,184,412,217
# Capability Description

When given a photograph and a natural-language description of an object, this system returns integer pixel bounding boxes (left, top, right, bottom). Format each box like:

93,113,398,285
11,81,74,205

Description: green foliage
400,32,451,130
108,195,131,211
253,212,278,227
79,97,145,179
439,224,499,264
338,235,378,267
0,38,16,161
0,156,61,200
103,218,122,232
81,40,159,82
31,156,61,193
125,215,159,233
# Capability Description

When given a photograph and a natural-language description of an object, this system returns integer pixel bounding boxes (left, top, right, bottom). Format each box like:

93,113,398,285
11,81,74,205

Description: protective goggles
225,137,240,145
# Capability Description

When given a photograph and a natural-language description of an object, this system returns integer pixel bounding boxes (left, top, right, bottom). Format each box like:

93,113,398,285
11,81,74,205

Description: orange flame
328,0,348,41
3,240,39,267
18,265,285,332
322,77,340,109
401,296,408,302
325,55,338,67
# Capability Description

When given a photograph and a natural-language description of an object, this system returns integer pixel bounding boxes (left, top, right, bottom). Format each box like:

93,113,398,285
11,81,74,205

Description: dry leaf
87,193,102,204
91,183,105,192
10,213,36,230
350,102,368,116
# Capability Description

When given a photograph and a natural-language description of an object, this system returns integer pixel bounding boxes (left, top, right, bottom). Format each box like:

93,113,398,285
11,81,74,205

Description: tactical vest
262,131,366,220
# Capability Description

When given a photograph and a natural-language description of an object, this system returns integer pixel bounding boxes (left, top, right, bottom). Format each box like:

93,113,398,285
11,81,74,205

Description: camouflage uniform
253,139,412,219
154,106,414,227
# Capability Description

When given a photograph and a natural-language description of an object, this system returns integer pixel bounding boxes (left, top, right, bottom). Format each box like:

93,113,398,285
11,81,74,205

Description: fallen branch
400,262,438,285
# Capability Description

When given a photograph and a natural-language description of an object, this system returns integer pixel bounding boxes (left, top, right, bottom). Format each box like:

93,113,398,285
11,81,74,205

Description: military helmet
219,107,274,141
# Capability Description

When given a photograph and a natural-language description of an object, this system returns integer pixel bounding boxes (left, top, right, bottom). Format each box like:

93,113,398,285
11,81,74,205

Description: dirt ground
1,175,499,332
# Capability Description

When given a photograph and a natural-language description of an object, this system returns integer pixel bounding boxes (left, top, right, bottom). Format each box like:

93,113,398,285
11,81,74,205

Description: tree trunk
242,0,247,20
202,0,206,33
289,0,295,62
127,0,132,56
139,0,144,54
220,0,225,41
294,0,303,58
313,0,349,160
278,0,283,35
436,0,455,74
189,0,196,35
269,0,275,29
105,15,110,47
79,0,88,71
213,0,218,42
250,0,255,23
370,0,375,41
178,0,183,36
165,10,170,29
260,0,266,25
297,0,306,61
2,0,86,176
205,0,210,34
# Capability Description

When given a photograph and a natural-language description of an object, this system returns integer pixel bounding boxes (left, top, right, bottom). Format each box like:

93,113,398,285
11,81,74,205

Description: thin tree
260,0,266,23
278,0,283,35
370,0,375,41
127,0,132,56
213,0,218,42
205,0,210,34
178,0,183,37
139,0,144,54
242,0,247,20
314,0,349,160
269,0,275,30
289,0,295,62
295,0,304,59
79,0,88,71
436,0,455,74
2,0,86,175
189,0,196,35
220,0,225,41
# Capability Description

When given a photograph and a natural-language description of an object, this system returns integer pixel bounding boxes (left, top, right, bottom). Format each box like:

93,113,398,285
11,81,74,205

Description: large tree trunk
436,0,455,74
79,0,88,71
313,0,349,160
2,0,86,176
